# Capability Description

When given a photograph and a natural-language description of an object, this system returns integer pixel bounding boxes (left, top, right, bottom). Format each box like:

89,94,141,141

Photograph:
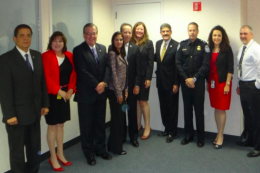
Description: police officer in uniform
176,22,210,147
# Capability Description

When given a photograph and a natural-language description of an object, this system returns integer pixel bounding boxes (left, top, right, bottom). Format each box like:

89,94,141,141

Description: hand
224,85,230,95
133,86,140,95
144,80,151,88
41,108,49,116
185,78,195,88
58,89,67,102
236,87,240,95
125,90,128,100
66,89,74,100
117,96,123,104
95,82,106,94
7,117,18,125
172,85,178,94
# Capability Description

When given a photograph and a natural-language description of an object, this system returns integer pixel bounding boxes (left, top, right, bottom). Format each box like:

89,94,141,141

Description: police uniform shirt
176,38,210,80
237,39,260,89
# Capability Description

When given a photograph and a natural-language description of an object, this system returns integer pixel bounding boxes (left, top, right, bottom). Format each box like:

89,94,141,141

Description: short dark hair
14,24,33,37
120,23,132,32
160,23,172,32
208,25,230,52
188,22,199,30
83,23,98,34
47,31,67,53
111,31,126,58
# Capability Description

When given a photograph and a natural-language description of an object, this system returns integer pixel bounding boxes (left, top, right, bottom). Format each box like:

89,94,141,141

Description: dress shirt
237,39,260,88
160,39,171,56
125,42,129,60
16,46,34,70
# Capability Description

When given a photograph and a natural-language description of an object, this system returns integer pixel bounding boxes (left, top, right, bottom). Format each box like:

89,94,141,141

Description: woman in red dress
207,25,234,149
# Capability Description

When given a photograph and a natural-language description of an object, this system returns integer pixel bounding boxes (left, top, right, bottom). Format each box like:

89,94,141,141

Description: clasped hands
95,82,106,94
185,78,195,88
58,89,74,102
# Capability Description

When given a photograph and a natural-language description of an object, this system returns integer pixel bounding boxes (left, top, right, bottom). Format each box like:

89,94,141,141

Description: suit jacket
108,42,141,90
154,39,180,90
73,41,110,103
0,47,49,125
107,51,128,97
139,39,154,80
42,49,77,94
126,42,141,89
208,46,234,83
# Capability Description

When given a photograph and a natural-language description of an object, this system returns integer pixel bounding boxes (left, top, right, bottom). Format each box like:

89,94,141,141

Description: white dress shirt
237,39,260,88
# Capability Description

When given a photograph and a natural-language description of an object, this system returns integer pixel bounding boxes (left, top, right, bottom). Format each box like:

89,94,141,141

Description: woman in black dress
42,31,77,171
131,22,154,139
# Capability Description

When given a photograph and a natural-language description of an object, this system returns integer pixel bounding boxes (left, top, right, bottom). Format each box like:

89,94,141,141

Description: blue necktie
91,48,99,68
25,54,32,70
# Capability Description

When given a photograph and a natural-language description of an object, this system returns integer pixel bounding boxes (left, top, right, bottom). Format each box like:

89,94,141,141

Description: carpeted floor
39,130,260,173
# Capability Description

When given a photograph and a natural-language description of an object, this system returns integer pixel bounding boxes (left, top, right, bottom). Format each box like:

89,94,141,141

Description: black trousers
158,88,179,136
107,89,125,153
6,119,41,173
123,89,138,141
77,97,106,157
181,78,205,141
239,80,260,150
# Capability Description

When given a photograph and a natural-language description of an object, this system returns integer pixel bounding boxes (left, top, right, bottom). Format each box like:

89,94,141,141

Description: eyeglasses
84,32,97,36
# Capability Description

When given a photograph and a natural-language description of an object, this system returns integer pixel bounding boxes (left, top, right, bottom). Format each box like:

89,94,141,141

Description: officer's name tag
211,80,215,89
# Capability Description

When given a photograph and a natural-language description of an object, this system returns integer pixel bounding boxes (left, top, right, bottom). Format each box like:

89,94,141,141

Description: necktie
238,46,247,77
91,48,99,68
160,42,166,62
25,54,32,70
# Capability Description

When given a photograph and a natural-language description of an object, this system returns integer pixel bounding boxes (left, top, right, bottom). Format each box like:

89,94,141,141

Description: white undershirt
57,56,65,66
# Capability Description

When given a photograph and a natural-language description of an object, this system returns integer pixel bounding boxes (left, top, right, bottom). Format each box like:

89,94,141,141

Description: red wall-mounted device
193,2,201,11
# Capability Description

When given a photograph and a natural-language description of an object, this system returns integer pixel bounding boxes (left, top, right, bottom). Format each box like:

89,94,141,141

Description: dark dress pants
77,96,106,157
158,87,179,136
107,89,125,153
123,88,138,142
239,80,260,150
181,78,205,142
6,119,41,173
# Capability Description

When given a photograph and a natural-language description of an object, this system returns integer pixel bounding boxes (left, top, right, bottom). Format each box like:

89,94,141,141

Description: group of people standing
0,21,260,173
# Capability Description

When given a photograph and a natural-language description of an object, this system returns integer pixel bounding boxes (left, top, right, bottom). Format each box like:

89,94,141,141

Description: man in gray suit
0,24,49,173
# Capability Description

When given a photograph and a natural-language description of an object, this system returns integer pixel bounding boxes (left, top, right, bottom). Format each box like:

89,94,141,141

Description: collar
163,39,171,46
16,46,30,56
188,38,198,46
125,42,129,47
244,39,254,48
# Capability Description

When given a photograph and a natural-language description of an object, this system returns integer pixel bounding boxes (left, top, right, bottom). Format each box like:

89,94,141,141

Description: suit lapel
82,42,96,65
95,43,101,62
127,42,133,60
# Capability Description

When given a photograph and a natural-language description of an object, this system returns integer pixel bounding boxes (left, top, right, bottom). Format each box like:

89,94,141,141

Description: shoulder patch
205,45,210,53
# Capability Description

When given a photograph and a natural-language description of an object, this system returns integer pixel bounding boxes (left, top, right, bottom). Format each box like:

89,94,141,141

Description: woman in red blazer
42,31,76,171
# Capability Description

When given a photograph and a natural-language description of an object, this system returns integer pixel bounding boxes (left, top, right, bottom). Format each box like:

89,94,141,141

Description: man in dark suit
0,24,49,173
119,23,141,147
73,23,112,166
154,23,180,143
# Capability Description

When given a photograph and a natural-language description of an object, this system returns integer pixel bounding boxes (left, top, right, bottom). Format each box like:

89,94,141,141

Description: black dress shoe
117,150,127,155
181,137,194,145
158,132,168,136
236,141,252,147
166,135,174,143
96,152,112,160
86,155,96,166
197,142,205,148
130,140,139,147
247,150,260,157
